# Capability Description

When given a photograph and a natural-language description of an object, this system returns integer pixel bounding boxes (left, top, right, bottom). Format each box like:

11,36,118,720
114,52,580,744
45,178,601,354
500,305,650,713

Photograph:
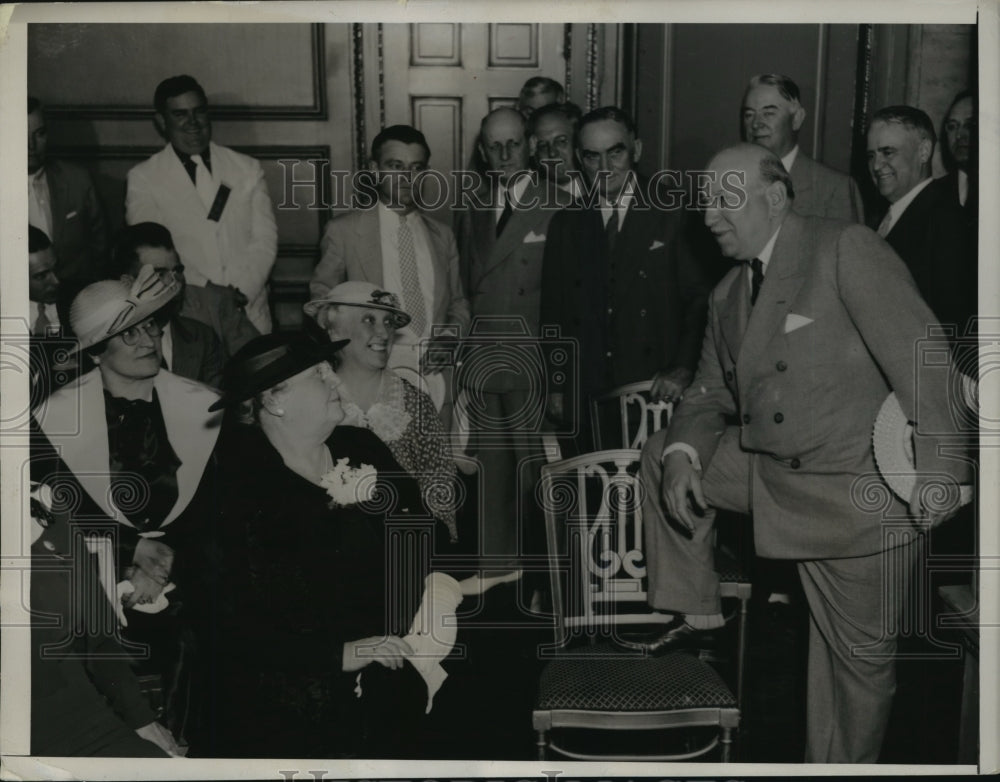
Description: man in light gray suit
456,107,573,562
310,125,470,422
742,73,864,222
633,144,970,762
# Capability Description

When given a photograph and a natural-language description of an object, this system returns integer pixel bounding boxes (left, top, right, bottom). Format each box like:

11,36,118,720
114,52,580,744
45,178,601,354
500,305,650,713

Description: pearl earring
274,408,285,416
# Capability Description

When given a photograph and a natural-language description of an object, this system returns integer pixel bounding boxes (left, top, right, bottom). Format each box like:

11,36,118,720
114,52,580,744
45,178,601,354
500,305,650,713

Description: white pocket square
524,230,546,243
784,313,814,333
65,210,78,219
649,240,665,250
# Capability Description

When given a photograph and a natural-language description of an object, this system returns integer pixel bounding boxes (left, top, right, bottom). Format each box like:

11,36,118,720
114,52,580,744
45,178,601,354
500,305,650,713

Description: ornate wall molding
352,23,368,172
586,23,599,111
40,24,327,121
563,23,573,99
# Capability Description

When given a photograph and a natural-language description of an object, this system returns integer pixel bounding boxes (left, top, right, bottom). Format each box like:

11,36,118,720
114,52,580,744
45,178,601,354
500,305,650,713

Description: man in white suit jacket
126,75,277,333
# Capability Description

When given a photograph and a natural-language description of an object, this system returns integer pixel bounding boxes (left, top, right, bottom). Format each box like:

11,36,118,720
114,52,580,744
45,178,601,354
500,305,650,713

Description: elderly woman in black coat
191,332,515,759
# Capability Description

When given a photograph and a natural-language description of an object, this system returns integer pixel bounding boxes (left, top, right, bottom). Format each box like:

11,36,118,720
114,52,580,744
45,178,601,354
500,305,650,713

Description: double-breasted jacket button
776,360,788,372
607,307,614,315
518,287,525,295
639,308,647,317
774,412,784,423
742,413,751,424
639,270,647,279
605,351,613,358
790,458,801,469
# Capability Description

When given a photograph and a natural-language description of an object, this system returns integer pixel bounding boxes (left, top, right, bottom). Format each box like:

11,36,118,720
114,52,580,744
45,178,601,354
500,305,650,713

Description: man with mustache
126,75,278,333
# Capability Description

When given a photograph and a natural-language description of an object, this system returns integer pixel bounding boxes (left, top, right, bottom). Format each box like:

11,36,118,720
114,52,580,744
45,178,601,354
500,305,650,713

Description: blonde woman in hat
31,264,223,742
304,281,460,542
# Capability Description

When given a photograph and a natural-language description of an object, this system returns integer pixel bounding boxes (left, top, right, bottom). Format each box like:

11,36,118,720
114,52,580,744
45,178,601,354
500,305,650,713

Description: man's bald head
703,143,793,260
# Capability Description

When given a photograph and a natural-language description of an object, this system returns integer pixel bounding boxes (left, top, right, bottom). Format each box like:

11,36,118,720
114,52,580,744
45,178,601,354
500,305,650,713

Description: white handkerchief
649,240,665,250
523,230,547,243
117,581,176,614
784,313,814,333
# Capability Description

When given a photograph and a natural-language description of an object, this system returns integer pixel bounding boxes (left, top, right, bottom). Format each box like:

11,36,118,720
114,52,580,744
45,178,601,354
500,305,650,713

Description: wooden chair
590,380,672,451
531,450,741,761
589,381,753,708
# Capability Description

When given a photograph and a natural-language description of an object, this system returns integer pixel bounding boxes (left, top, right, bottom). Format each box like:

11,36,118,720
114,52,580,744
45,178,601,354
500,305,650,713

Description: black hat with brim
208,331,349,412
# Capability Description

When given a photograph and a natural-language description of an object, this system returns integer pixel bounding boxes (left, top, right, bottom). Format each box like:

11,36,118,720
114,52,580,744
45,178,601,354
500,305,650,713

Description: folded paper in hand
404,572,463,714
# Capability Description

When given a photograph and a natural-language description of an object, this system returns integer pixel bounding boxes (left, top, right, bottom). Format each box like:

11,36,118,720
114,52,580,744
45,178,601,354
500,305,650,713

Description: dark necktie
605,211,619,253
749,258,764,306
33,302,51,336
496,198,513,237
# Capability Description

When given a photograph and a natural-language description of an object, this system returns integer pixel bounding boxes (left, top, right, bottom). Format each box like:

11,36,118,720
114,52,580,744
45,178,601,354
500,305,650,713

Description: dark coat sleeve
666,213,710,373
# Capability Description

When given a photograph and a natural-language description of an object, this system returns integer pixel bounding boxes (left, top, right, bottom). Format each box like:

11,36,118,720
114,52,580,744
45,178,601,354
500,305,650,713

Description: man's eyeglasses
118,318,164,346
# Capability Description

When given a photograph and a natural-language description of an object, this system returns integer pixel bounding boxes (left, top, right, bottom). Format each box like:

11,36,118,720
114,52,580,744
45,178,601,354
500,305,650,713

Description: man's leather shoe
615,616,720,656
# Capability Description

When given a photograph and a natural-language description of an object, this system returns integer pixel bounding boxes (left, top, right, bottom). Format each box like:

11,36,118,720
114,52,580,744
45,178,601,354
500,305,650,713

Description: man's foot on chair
614,615,721,656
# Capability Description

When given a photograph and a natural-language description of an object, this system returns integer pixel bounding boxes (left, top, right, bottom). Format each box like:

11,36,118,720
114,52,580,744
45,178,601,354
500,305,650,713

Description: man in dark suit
528,101,584,198
111,223,225,389
867,105,975,335
310,124,470,423
29,225,80,401
541,106,708,452
632,143,970,762
28,96,109,288
455,106,572,560
941,89,976,214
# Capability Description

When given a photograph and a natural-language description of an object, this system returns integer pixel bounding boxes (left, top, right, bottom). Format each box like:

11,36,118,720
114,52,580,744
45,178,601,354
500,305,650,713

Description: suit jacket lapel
153,371,222,526
160,144,211,224
469,191,497,290
718,270,750,362
37,369,222,529
790,154,813,201
355,207,384,284
37,369,118,522
736,215,808,379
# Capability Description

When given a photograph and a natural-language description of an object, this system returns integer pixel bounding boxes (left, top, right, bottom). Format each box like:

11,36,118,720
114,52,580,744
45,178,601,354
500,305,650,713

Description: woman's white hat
303,281,411,329
69,265,180,351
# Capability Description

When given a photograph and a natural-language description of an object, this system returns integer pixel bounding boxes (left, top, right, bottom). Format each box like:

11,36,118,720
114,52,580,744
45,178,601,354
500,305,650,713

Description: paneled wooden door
358,23,571,224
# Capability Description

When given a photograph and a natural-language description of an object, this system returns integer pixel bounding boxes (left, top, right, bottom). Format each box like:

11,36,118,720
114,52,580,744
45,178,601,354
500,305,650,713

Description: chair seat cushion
535,643,736,712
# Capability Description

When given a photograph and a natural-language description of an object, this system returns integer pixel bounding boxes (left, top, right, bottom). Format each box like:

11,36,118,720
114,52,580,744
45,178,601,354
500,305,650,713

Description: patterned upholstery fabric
536,644,737,712
714,546,749,584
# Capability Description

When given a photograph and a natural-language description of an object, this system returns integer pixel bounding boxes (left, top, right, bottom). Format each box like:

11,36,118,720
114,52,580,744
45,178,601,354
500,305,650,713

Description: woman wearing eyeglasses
31,264,224,749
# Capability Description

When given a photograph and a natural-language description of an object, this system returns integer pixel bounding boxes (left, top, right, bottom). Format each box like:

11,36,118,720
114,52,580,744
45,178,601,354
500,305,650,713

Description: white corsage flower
320,459,378,508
